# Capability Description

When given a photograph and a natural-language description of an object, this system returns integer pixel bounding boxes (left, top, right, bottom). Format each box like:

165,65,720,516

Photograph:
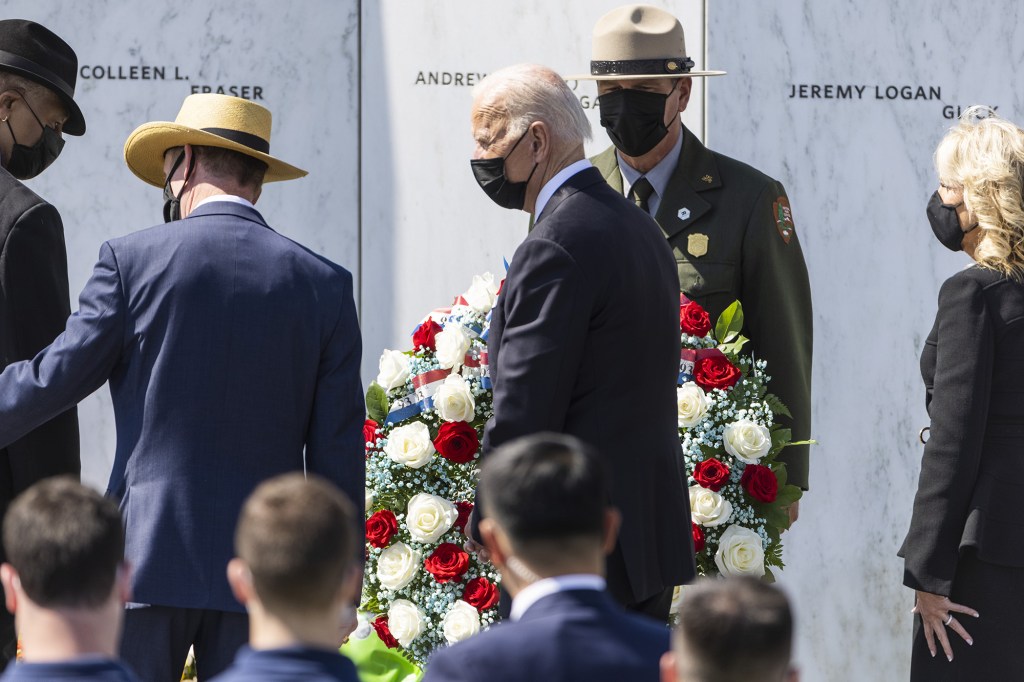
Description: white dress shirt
534,159,593,219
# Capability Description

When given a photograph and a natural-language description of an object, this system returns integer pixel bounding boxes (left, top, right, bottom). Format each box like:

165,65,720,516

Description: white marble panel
359,1,707,380
5,0,359,490
709,2,1024,679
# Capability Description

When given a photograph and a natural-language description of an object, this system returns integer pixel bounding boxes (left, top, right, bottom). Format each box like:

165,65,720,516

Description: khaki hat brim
123,122,308,188
569,70,727,81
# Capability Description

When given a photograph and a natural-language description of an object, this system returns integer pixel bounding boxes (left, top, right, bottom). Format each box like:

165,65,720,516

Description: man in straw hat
576,5,813,502
0,93,365,680
0,19,86,668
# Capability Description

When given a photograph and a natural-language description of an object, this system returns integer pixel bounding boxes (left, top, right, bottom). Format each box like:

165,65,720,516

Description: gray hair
0,69,54,101
473,63,591,146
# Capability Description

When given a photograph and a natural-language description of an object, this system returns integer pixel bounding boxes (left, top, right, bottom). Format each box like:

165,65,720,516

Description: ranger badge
687,233,709,258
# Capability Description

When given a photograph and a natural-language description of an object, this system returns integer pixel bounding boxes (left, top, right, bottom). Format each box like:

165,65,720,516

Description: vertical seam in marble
356,0,364,321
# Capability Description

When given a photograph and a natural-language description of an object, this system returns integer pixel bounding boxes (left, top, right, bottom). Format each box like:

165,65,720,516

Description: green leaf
774,484,803,507
763,566,776,583
365,383,390,423
714,301,745,342
763,393,792,419
770,463,788,488
769,428,792,455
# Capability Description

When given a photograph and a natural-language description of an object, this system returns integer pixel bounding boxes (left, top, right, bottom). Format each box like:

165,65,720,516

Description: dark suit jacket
0,201,364,612
0,168,79,496
593,128,813,488
422,589,669,682
480,166,695,604
210,646,360,682
901,265,1024,595
0,659,139,681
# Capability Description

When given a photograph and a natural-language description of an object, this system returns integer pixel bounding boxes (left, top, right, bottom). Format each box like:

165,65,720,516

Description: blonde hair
934,105,1024,279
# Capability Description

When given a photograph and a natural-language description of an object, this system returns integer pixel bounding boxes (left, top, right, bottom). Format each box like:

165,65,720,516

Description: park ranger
575,5,813,503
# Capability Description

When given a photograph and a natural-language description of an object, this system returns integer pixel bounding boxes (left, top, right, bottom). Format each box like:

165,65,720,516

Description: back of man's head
672,578,795,682
479,433,610,564
2,477,124,609
234,473,356,616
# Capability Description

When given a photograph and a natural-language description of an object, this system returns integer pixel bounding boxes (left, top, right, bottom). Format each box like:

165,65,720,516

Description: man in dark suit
425,434,670,682
576,5,813,503
0,478,138,682
0,20,85,668
213,474,361,682
0,93,364,681
468,63,693,620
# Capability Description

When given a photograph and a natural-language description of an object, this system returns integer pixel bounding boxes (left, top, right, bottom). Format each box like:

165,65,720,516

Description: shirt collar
193,194,256,211
617,128,683,203
534,159,592,218
509,574,606,621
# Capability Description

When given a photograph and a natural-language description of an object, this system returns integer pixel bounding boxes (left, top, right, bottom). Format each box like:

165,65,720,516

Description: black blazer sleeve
902,274,993,595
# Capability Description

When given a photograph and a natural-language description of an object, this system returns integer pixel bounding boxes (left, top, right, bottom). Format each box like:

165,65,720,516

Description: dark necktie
629,177,655,214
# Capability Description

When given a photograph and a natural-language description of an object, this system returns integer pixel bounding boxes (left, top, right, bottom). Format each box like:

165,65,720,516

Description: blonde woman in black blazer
901,107,1024,680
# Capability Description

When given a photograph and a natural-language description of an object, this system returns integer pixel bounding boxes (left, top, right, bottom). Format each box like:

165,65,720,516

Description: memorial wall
5,1,1022,679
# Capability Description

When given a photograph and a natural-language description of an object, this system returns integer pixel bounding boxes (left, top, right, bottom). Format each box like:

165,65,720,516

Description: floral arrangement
675,296,805,580
359,273,502,667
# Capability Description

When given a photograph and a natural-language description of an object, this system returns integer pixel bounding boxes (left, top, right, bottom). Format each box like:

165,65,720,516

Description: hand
912,590,979,661
786,500,800,526
463,538,491,563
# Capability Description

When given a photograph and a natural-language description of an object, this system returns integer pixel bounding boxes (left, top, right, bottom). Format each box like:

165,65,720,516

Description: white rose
442,599,482,643
714,525,766,578
435,326,471,370
376,350,411,391
723,420,772,464
677,382,709,428
689,485,733,527
387,599,426,647
376,543,421,591
406,493,458,543
384,422,436,469
433,374,476,422
669,585,684,616
463,273,499,313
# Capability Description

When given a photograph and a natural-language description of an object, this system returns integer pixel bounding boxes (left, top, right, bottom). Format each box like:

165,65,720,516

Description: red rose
692,458,731,492
679,300,712,337
371,615,399,649
740,464,779,503
432,422,479,464
365,510,399,548
413,320,443,350
462,576,499,611
424,542,470,583
692,523,705,554
453,501,474,533
694,354,741,391
363,419,378,448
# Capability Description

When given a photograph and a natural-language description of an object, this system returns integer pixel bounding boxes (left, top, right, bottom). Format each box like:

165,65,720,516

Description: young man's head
227,473,359,646
662,577,797,682
477,433,619,594
0,477,130,657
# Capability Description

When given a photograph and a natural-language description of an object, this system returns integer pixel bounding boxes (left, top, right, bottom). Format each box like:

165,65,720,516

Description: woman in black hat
0,19,84,669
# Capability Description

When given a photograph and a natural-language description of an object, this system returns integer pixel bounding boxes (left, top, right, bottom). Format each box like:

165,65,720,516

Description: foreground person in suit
211,474,360,682
467,63,693,621
0,20,86,667
575,5,813,501
661,578,797,682
0,478,138,681
0,94,365,680
425,434,669,682
900,107,1024,679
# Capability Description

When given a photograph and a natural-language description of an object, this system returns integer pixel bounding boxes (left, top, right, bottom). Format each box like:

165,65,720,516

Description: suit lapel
653,126,719,240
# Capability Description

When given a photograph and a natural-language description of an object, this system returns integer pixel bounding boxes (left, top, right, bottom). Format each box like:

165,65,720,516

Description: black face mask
4,98,64,180
470,128,537,211
162,151,194,222
927,190,978,252
597,81,678,158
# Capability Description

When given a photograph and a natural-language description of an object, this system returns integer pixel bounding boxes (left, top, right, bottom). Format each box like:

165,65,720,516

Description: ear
659,651,678,682
0,90,18,119
116,562,133,604
0,564,18,615
226,558,253,607
602,507,622,556
675,77,693,114
182,144,195,181
528,121,551,163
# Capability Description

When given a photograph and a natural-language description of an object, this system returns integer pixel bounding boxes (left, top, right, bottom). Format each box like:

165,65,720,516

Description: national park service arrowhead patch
773,196,795,244
687,233,709,258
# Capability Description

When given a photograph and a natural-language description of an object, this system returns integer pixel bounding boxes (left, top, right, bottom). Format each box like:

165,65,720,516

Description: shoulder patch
773,196,795,244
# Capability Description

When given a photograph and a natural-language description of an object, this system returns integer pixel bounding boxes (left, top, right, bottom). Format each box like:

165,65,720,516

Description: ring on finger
944,613,953,626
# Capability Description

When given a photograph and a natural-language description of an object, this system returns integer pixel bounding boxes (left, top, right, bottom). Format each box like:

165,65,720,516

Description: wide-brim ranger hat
123,93,307,187
0,19,86,135
571,4,726,81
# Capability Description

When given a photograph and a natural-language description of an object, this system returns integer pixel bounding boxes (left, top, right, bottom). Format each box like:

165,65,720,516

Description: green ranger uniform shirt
592,125,813,488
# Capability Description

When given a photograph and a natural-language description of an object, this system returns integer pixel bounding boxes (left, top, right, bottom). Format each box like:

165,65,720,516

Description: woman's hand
913,590,979,661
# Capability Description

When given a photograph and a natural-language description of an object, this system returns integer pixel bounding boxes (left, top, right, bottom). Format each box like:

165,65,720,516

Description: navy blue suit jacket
210,646,360,681
0,658,139,681
422,589,669,682
0,202,364,612
478,167,694,604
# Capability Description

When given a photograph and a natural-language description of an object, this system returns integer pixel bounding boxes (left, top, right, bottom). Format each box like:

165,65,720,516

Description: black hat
0,20,84,135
